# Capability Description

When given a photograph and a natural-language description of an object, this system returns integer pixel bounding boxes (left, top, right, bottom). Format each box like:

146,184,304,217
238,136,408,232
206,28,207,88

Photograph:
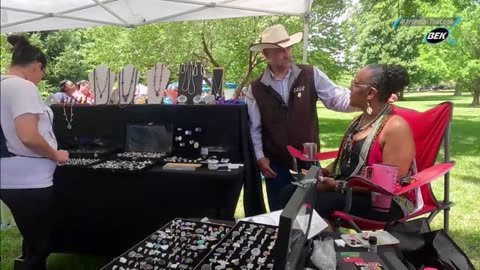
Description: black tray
87,158,158,173
67,146,121,159
62,157,105,168
195,220,278,270
101,218,233,270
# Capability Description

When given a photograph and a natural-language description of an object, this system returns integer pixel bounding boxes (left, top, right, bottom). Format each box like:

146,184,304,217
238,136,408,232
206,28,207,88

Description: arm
245,85,277,178
14,113,66,162
380,115,415,178
313,67,357,112
245,85,264,161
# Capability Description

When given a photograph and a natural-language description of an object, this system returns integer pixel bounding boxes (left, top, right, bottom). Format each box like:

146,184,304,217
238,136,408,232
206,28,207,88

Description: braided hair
364,64,409,102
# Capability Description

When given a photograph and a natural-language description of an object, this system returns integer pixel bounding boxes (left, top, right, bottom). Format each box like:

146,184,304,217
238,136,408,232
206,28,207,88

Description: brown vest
251,64,319,169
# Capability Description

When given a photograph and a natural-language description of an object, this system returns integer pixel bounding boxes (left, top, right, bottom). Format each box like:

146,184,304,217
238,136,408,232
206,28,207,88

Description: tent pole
302,13,309,64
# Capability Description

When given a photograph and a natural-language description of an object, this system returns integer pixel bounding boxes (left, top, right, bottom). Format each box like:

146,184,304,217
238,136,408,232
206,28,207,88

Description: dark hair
76,80,89,88
7,35,47,69
364,64,409,102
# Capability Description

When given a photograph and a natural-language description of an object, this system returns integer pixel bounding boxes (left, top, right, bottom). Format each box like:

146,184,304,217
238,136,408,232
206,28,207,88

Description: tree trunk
472,91,480,107
453,85,462,96
233,51,262,99
398,90,405,101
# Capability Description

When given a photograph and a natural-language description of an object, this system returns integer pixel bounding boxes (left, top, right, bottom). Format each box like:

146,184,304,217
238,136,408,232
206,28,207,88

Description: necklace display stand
147,63,170,104
178,62,203,104
88,64,115,105
211,67,224,99
118,64,140,105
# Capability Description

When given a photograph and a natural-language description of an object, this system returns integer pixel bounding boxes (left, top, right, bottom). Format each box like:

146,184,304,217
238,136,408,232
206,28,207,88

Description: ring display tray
67,146,120,159
88,158,158,173
195,220,278,270
116,151,168,162
101,218,233,270
63,157,104,168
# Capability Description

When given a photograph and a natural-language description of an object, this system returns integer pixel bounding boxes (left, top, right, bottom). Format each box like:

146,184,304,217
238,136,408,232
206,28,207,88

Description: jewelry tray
67,146,121,159
62,157,105,168
87,158,159,173
101,218,233,270
195,220,278,270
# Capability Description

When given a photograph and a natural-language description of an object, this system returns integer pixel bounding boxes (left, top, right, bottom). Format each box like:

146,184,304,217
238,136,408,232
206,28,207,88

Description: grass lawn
1,91,479,269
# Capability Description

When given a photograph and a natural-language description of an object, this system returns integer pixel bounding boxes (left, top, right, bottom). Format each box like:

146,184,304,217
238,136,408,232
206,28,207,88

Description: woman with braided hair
281,64,419,222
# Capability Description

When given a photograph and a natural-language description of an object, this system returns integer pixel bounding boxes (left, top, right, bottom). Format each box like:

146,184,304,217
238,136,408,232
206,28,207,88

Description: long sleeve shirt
246,64,355,161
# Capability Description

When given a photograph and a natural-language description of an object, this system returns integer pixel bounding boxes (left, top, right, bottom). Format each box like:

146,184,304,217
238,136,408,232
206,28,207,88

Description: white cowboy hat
249,24,303,52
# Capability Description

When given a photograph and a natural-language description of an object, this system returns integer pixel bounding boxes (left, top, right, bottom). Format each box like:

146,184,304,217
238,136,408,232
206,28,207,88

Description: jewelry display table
49,104,267,256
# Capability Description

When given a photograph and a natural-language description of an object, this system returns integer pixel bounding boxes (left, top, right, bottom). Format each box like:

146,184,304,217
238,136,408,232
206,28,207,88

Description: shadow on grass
48,253,109,270
449,119,480,158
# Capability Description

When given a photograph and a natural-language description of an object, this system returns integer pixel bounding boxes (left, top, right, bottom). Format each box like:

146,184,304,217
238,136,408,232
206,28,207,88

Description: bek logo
424,28,449,43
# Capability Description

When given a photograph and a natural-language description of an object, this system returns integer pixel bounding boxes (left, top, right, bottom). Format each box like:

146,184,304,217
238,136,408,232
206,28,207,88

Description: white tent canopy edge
1,0,312,63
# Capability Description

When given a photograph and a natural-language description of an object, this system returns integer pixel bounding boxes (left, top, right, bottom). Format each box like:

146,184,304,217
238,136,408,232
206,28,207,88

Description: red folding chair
287,102,455,232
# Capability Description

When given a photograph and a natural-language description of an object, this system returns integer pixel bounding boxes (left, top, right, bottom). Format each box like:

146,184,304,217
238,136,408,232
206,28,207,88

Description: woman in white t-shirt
0,35,69,270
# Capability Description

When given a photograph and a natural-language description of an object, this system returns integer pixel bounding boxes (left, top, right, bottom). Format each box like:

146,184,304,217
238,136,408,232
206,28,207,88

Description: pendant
100,94,103,99
67,123,72,130
156,92,160,97
297,92,302,98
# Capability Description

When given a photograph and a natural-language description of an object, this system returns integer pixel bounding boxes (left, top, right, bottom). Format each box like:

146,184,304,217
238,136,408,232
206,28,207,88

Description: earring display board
101,218,233,270
89,64,116,105
173,126,203,158
118,64,140,105
211,67,224,99
147,63,171,104
178,62,203,104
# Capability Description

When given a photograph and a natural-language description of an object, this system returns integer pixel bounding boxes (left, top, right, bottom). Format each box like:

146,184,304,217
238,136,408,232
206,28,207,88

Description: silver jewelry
193,95,202,104
63,102,73,130
177,95,187,104
189,63,197,95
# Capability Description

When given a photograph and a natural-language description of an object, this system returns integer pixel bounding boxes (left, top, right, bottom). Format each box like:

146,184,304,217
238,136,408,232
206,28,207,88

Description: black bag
385,218,475,270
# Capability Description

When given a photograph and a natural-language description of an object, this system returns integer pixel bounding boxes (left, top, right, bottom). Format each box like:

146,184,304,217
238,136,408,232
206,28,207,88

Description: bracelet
335,180,347,194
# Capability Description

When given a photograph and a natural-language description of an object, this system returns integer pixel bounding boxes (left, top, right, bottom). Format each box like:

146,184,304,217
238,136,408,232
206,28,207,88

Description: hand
257,157,277,179
55,150,69,164
316,177,336,192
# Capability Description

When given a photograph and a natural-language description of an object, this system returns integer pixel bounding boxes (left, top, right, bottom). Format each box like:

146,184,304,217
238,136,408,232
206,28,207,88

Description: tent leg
302,13,310,64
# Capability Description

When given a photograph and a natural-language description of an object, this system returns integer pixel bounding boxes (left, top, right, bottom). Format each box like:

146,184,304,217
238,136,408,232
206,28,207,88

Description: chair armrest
316,150,338,161
287,145,338,161
394,161,455,195
347,162,455,196
347,176,395,195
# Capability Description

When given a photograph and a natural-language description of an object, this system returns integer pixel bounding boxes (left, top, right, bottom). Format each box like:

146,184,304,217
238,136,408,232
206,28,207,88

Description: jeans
264,162,294,211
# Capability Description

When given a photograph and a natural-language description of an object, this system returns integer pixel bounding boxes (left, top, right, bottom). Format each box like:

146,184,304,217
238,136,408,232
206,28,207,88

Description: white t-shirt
0,75,58,189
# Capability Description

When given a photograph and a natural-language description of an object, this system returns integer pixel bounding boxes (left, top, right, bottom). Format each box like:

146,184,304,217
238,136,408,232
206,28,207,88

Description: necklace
211,69,222,97
63,102,74,130
120,69,138,103
94,69,110,99
356,104,390,132
189,63,198,95
153,64,164,97
180,64,189,92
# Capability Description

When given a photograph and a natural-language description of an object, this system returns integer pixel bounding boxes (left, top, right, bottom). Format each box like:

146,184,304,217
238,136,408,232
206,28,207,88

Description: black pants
1,186,53,270
280,184,404,222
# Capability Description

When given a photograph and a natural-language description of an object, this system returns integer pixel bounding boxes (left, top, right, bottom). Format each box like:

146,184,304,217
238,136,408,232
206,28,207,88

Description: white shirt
1,75,58,189
246,64,356,161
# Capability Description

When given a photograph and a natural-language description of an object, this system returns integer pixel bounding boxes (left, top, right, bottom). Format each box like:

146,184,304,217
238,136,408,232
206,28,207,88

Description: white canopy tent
0,0,313,63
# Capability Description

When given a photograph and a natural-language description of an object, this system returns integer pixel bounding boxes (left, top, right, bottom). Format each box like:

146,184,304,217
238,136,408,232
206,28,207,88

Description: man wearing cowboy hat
246,24,355,211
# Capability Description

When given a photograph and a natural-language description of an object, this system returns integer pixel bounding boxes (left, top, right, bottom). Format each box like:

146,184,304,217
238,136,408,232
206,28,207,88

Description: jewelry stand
88,64,115,105
118,64,140,105
178,62,203,104
147,63,171,104
211,67,224,99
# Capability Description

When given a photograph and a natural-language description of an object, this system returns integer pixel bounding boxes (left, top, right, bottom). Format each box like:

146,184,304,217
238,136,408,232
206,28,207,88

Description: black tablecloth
49,104,267,256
